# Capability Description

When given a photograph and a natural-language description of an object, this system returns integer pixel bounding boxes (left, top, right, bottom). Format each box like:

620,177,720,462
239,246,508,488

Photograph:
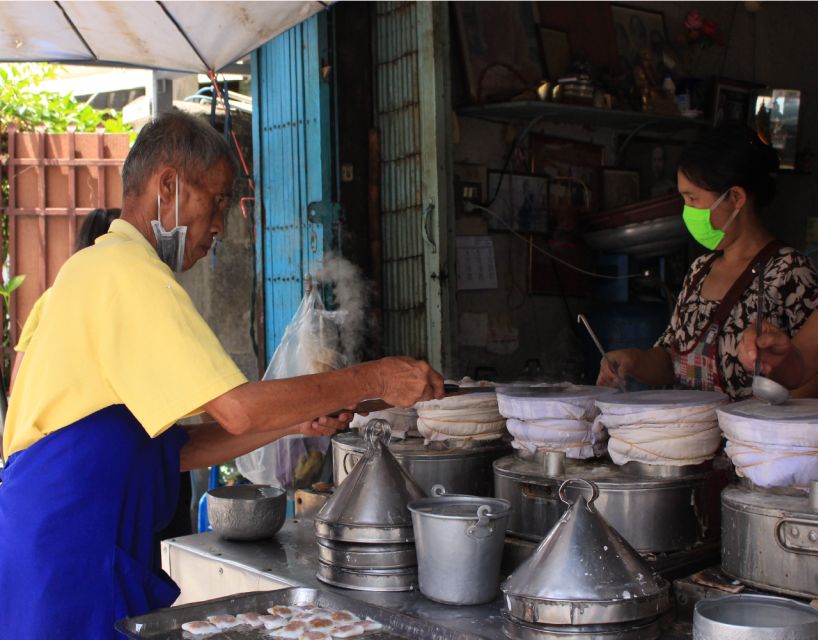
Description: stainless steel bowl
206,484,287,541
694,594,818,640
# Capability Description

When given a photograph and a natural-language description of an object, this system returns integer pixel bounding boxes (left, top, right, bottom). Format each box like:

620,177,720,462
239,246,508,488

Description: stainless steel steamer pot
721,483,818,599
333,431,510,495
494,454,725,553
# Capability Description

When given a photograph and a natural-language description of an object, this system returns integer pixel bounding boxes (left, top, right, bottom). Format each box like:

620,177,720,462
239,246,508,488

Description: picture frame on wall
601,168,640,211
486,172,549,233
539,27,571,80
712,78,766,126
453,2,544,103
530,135,604,215
610,3,667,68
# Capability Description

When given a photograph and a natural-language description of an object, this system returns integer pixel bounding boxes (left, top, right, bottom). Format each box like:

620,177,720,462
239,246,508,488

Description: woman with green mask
597,124,818,401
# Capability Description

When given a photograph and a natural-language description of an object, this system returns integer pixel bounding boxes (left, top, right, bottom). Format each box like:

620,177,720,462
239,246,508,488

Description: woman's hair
76,208,120,252
677,124,780,207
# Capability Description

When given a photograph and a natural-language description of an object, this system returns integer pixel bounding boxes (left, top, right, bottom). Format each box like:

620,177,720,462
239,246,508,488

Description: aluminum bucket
408,485,510,605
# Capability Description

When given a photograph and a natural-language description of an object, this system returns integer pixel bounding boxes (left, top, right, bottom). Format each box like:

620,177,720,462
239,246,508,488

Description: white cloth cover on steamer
497,385,612,459
593,391,727,466
414,392,505,443
507,418,608,459
718,399,818,488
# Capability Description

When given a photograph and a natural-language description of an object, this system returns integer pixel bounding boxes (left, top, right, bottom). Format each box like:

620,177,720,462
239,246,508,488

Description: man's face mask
682,189,740,251
151,174,187,272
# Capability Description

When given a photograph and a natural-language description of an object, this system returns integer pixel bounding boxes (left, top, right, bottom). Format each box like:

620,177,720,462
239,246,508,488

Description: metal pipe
543,451,566,477
368,128,383,342
810,480,818,512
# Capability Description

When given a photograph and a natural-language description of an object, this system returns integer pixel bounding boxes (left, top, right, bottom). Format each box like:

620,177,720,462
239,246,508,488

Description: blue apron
0,405,189,639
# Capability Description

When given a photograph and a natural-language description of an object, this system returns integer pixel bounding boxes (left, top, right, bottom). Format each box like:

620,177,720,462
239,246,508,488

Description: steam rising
317,254,373,365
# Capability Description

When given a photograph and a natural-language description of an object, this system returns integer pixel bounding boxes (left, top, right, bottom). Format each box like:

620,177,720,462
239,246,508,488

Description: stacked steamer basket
717,399,818,600
335,383,512,496
501,479,671,640
413,384,506,444
494,389,729,557
496,385,614,460
314,420,424,591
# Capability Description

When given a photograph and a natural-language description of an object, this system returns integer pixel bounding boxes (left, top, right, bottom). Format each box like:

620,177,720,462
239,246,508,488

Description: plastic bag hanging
236,275,345,489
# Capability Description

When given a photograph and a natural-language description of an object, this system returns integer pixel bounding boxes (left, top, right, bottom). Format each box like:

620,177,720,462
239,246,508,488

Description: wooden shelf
458,101,711,134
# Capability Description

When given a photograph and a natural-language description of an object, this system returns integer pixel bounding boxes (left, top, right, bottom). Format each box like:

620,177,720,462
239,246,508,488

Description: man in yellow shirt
0,111,444,639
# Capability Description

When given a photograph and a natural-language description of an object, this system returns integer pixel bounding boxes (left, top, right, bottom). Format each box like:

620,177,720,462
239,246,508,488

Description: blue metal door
251,13,337,360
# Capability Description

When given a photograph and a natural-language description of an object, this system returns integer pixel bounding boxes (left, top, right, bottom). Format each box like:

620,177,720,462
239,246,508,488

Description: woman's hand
371,356,445,407
738,321,791,376
596,349,638,387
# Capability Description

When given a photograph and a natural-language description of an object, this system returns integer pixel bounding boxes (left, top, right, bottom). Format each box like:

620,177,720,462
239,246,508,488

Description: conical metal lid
315,420,426,543
502,478,669,626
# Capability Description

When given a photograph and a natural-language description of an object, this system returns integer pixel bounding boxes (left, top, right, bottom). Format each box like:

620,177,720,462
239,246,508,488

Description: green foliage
0,274,25,302
0,63,131,133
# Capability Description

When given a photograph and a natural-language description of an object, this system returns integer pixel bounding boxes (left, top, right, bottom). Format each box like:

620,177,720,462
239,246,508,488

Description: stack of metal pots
314,420,424,591
502,478,671,639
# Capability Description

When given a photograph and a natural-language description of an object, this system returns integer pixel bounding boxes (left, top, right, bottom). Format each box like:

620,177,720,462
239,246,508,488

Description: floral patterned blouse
655,247,818,401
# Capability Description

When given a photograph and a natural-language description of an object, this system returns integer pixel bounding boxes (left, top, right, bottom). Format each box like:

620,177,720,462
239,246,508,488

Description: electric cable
468,202,647,281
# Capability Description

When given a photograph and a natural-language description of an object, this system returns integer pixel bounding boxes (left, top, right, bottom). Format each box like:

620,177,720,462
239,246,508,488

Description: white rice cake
180,620,218,635
235,612,266,628
261,614,289,630
206,614,241,630
270,619,308,638
331,624,365,638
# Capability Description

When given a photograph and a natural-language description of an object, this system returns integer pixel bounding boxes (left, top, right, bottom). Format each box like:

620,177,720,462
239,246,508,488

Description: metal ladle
577,314,626,393
751,262,790,405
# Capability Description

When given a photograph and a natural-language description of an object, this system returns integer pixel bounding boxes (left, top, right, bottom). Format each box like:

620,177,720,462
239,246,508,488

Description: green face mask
682,190,738,251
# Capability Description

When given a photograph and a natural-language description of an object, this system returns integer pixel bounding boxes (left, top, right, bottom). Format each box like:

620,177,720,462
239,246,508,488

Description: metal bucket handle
558,478,599,510
430,484,447,497
342,452,360,474
363,419,392,450
466,505,495,539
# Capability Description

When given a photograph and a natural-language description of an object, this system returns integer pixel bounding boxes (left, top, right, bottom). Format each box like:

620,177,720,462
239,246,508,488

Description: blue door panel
252,13,333,361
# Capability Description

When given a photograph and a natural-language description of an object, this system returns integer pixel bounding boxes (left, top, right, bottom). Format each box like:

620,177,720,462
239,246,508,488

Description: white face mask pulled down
151,174,188,272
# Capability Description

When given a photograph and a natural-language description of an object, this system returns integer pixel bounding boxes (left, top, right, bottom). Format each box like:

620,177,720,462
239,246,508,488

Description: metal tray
115,587,485,639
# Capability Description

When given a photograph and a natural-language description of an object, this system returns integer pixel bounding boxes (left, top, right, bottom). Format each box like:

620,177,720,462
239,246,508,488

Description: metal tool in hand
577,314,626,393
330,383,492,418
751,262,790,405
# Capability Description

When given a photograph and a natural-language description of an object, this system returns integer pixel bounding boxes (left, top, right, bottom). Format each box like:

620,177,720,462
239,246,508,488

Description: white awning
0,1,329,73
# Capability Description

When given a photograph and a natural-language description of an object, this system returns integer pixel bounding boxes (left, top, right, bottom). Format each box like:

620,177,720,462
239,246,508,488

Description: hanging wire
468,203,648,281
207,69,259,360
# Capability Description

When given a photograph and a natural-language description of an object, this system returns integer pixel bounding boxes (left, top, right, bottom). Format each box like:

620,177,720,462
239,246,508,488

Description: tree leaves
0,62,132,134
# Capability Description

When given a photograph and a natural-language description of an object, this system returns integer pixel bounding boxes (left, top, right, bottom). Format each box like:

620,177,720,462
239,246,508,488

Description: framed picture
601,168,640,211
619,140,685,199
610,4,667,68
453,2,544,103
530,135,603,215
712,78,765,126
486,172,549,233
539,27,571,80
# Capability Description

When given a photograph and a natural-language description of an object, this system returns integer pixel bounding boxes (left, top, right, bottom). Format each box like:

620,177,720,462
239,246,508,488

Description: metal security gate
373,1,454,370
252,13,337,360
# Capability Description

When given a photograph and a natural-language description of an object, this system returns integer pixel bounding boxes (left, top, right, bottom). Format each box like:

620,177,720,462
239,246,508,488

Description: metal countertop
163,520,692,639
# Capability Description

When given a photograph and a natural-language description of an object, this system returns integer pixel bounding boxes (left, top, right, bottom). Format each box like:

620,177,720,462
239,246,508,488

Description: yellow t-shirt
3,219,248,457
15,289,50,353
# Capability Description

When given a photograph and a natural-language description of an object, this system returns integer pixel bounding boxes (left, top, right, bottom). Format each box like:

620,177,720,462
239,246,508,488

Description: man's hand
298,408,355,437
373,357,445,408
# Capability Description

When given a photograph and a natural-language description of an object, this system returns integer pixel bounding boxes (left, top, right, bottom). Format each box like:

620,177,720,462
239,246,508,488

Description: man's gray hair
122,110,235,196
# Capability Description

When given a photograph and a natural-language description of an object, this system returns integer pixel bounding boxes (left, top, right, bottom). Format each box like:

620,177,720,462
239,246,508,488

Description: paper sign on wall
457,236,498,290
